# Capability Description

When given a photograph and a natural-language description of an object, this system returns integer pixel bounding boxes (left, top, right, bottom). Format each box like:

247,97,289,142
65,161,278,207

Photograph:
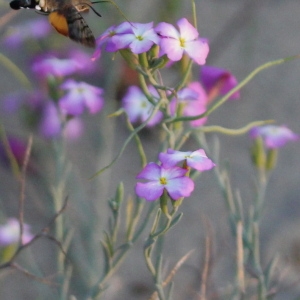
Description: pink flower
32,52,95,78
39,102,61,138
201,66,240,100
155,18,209,65
59,80,104,116
112,22,159,54
135,162,194,201
122,85,163,127
0,218,33,246
249,125,299,149
170,82,208,127
159,149,215,171
92,22,132,60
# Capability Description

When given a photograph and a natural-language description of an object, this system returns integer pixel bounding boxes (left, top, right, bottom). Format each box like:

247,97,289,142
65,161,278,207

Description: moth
9,0,100,47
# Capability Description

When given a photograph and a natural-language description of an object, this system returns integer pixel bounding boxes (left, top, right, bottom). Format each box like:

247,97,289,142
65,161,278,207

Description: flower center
141,100,148,108
179,37,185,48
136,35,144,41
76,87,84,94
160,177,167,185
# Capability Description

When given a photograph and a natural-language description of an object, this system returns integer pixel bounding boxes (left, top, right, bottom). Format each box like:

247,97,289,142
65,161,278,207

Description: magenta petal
165,177,194,200
135,182,164,201
136,162,161,180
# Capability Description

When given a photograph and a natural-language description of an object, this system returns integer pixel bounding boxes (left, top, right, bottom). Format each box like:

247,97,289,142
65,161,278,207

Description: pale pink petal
155,22,179,39
160,38,183,61
177,18,199,41
186,150,215,171
161,166,187,179
132,22,154,35
185,39,209,65
129,39,154,54
165,177,194,200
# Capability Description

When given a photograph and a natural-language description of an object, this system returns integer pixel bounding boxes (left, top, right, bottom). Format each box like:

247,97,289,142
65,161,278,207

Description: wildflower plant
0,1,300,299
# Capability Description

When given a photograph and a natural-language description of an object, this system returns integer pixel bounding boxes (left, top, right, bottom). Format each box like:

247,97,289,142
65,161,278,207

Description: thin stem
167,54,300,123
199,120,274,135
18,135,33,247
125,116,147,167
0,52,31,89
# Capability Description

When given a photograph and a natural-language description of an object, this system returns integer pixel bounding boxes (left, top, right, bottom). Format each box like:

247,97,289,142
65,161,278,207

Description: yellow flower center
179,37,185,48
160,177,167,185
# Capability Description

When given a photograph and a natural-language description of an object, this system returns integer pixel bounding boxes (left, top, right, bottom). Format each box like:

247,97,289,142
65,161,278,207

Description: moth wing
49,7,95,48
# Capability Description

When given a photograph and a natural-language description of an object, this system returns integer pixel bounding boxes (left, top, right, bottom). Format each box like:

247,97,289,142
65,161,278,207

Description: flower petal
165,177,194,200
185,39,209,65
177,18,199,41
135,182,164,201
136,162,161,180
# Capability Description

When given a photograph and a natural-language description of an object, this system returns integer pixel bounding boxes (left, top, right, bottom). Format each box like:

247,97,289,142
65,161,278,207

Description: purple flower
59,80,104,116
159,149,215,171
92,22,133,60
68,49,96,75
0,137,27,167
63,118,84,140
155,18,209,65
122,85,163,127
249,125,299,149
3,18,51,48
135,162,194,201
39,102,61,138
201,66,240,100
112,22,159,54
0,218,33,246
170,82,208,127
32,53,94,78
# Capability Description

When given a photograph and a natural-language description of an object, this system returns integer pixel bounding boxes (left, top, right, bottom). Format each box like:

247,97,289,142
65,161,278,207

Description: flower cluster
2,51,104,140
135,149,215,201
93,18,209,65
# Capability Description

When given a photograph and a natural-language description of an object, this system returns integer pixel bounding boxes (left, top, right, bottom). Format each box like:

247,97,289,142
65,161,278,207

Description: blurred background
0,0,300,299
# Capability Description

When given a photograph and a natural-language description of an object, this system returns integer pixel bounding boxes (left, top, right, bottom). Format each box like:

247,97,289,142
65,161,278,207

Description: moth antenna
75,3,102,17
91,0,132,25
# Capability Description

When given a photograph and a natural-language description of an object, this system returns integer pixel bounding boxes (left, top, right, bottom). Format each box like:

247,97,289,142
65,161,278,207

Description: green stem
167,54,300,123
125,116,147,167
0,52,31,89
199,120,274,135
